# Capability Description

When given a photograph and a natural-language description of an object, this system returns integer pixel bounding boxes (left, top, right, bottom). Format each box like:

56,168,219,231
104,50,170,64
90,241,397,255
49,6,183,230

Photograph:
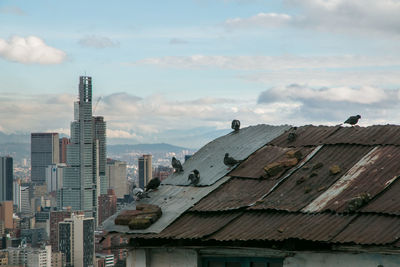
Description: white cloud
225,12,292,29
78,35,119,49
0,6,25,16
136,55,400,70
0,36,66,64
224,0,400,36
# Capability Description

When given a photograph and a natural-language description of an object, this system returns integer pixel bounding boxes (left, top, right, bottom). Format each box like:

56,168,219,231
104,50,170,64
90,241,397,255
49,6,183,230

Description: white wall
128,248,400,267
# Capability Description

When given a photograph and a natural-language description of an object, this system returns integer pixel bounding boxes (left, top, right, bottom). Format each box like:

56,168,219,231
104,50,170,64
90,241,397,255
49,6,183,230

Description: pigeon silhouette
224,153,242,167
344,115,361,125
231,120,240,132
145,177,161,191
171,157,183,173
188,169,200,185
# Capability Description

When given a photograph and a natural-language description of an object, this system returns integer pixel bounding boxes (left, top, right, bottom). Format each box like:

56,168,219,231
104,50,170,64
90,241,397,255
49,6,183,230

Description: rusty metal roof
332,214,400,245
190,178,278,212
163,124,290,186
362,177,400,215
138,212,241,240
251,145,372,211
304,146,400,213
208,211,355,243
269,125,340,147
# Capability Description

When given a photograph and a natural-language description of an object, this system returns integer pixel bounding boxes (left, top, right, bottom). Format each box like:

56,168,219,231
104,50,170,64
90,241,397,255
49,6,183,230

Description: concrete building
49,210,73,252
46,164,66,193
138,155,152,189
0,250,8,265
51,251,65,267
26,245,51,267
13,178,21,210
31,133,59,184
0,156,13,202
20,186,31,214
59,138,70,164
59,214,95,267
94,116,107,196
0,201,13,229
105,159,127,198
98,189,117,226
60,76,107,224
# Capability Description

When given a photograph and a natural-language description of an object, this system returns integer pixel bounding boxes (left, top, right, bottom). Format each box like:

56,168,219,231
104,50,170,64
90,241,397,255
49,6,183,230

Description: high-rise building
20,185,31,214
60,76,107,224
0,201,13,229
93,116,106,196
59,137,70,164
0,156,13,202
98,189,117,226
45,164,66,193
13,178,21,209
59,214,95,267
138,155,152,189
105,159,127,198
31,133,60,184
50,210,84,253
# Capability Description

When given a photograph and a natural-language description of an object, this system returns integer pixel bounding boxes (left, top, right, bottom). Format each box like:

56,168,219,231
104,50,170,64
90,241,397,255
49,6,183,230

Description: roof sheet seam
327,214,360,243
248,145,324,208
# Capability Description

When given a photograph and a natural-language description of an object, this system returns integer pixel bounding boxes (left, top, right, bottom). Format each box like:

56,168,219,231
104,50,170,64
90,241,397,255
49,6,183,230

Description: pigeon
145,177,161,191
132,187,147,200
224,153,242,167
287,127,298,142
188,169,200,185
231,120,240,132
171,157,183,173
344,115,361,125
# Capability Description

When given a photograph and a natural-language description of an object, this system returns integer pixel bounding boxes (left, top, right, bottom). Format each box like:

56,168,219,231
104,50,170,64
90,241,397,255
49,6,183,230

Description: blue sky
1,0,400,148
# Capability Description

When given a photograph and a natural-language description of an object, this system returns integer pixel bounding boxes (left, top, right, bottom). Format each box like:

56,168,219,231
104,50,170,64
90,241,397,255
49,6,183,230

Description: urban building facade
59,214,95,267
49,210,73,252
59,76,107,224
138,155,152,189
46,164,66,193
105,159,127,198
31,133,59,183
0,156,13,202
59,137,70,164
98,189,117,226
0,201,13,229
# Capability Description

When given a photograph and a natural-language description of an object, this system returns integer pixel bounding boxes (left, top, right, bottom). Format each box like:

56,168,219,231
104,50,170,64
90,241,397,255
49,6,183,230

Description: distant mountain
0,132,30,144
107,143,191,154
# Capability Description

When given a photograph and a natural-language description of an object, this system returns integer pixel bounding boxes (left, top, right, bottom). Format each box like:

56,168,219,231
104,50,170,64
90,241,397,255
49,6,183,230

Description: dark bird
287,127,298,142
231,119,240,132
188,169,200,185
145,177,161,191
171,157,183,173
344,115,361,125
224,153,242,167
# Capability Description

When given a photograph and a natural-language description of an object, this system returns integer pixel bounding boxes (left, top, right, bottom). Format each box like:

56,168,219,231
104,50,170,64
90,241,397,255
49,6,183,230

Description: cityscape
0,76,195,267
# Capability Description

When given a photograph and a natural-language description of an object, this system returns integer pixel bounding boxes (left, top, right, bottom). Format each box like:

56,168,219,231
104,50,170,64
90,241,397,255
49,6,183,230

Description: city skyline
1,1,400,149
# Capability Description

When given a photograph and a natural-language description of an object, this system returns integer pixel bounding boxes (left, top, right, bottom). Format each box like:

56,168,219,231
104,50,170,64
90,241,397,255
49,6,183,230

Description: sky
1,0,400,148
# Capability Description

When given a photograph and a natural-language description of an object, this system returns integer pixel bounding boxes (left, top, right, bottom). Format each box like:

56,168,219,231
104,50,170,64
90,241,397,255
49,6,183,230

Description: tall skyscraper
138,155,152,189
0,156,13,202
31,133,59,183
105,159,127,198
59,137,70,164
59,214,95,267
59,76,106,224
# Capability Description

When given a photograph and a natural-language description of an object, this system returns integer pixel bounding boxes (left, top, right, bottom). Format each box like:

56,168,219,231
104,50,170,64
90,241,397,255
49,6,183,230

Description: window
202,257,283,267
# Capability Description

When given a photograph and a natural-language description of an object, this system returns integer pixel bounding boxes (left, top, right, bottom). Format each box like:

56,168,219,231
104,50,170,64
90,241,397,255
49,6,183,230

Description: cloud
225,13,292,29
0,36,66,64
169,38,188,45
78,35,119,48
136,55,400,70
0,6,25,16
224,0,400,36
257,84,400,125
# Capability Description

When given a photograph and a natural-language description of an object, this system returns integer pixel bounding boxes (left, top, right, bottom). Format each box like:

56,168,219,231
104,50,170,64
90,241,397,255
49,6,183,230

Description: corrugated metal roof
332,214,400,245
138,212,241,240
163,125,291,186
103,176,229,234
304,146,400,213
324,125,400,145
190,178,278,212
362,176,400,215
269,125,340,147
251,145,372,211
208,211,355,243
229,146,313,179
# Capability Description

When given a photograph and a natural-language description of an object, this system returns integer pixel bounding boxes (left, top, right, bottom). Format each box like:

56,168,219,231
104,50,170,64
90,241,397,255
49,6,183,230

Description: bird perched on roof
224,153,242,167
231,119,240,132
132,187,148,201
188,169,200,186
171,157,183,173
344,115,361,126
287,127,298,142
145,177,161,191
